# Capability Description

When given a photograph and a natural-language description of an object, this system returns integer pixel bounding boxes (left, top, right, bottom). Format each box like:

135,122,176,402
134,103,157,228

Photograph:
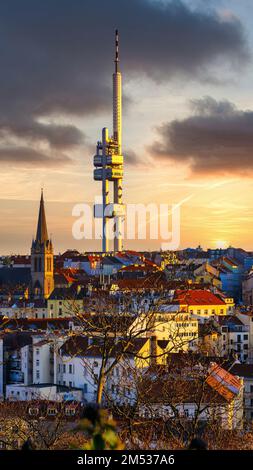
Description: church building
31,190,54,299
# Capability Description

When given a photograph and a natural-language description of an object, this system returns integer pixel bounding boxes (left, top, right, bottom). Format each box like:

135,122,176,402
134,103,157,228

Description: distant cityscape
0,188,253,449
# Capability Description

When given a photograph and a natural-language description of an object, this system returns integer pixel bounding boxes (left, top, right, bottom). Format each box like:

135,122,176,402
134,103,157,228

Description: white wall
0,339,3,398
32,339,53,384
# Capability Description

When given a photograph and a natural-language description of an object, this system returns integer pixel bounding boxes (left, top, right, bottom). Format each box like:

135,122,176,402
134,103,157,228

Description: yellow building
194,262,222,289
175,289,234,317
47,286,84,318
129,308,199,353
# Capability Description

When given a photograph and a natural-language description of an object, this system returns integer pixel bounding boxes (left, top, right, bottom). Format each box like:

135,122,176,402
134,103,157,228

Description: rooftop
174,289,225,306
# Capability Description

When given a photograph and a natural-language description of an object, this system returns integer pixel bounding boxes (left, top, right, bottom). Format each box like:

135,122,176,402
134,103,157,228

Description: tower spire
35,188,49,244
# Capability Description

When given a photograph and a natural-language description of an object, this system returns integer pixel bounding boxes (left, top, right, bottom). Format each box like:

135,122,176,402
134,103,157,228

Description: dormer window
65,407,76,416
47,407,58,416
28,407,39,416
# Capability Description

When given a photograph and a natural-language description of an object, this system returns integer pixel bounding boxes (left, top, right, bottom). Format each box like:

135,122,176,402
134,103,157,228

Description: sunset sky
1,0,253,254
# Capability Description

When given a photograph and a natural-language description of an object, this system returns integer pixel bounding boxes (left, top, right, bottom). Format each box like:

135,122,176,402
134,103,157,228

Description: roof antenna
115,29,119,73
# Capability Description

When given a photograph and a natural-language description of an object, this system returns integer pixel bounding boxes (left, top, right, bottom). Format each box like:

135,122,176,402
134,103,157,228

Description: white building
0,338,3,399
219,316,249,362
5,383,82,402
229,363,253,421
55,335,150,404
32,338,54,384
139,363,244,430
237,310,253,362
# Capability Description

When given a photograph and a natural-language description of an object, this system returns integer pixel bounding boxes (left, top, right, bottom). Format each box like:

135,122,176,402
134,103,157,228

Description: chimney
150,335,158,366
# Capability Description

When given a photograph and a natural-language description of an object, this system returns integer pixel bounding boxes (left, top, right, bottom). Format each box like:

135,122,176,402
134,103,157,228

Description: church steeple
31,190,54,300
35,189,49,244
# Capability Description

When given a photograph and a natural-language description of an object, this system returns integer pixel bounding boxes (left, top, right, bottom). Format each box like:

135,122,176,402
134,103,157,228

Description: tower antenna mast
93,30,124,253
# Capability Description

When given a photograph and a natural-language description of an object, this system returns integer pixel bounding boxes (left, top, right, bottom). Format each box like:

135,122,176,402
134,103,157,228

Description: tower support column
102,128,109,252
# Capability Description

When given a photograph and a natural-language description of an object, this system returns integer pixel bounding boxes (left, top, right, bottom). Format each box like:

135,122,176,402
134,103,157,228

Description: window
244,334,248,340
220,309,224,314
63,364,66,373
250,385,253,393
93,361,98,368
69,364,73,374
212,309,215,315
47,408,58,416
59,308,62,316
83,384,88,393
69,381,72,387
58,364,61,372
36,348,40,355
36,360,39,367
36,370,40,379
237,334,241,343
29,407,39,416
65,407,76,416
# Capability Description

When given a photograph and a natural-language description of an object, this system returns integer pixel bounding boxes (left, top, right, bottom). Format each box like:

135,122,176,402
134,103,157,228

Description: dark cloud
0,0,249,166
0,147,71,166
0,121,83,149
149,96,253,175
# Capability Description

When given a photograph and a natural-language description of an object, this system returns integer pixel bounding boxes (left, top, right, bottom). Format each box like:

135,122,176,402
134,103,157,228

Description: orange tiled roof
206,363,242,402
175,289,225,306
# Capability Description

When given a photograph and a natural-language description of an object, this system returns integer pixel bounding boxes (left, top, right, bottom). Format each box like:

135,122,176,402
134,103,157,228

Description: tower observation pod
93,30,125,252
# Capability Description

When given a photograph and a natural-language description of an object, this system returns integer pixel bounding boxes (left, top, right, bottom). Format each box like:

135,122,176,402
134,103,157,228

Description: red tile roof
174,289,225,306
119,264,157,272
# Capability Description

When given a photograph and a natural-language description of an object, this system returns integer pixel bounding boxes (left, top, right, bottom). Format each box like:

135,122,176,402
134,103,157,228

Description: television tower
93,30,124,252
